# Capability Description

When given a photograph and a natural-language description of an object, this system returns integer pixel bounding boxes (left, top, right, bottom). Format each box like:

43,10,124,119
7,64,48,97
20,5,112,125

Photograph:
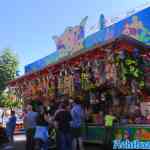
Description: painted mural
114,127,150,141
53,16,88,58
25,7,150,74
84,7,150,48
122,16,150,44
25,51,59,73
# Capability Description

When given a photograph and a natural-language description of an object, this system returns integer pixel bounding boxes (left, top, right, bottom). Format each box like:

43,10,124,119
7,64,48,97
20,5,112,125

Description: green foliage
0,92,23,108
0,48,19,93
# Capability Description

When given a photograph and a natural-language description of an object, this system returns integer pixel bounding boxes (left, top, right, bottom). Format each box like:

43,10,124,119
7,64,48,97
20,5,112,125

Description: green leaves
0,48,19,107
0,92,22,108
0,48,19,92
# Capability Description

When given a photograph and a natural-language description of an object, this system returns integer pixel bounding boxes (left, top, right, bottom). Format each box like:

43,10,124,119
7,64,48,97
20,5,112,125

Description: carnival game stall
8,36,150,143
8,7,150,144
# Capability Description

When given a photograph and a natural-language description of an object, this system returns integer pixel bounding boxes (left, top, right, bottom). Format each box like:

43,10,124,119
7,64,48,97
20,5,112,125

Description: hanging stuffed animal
68,74,74,97
131,79,139,94
57,70,64,96
22,81,28,97
73,67,81,91
17,85,22,99
26,81,32,96
93,67,101,87
69,67,75,97
105,49,117,84
63,66,74,96
105,61,117,83
50,74,56,97
36,77,42,95
125,57,138,77
45,75,49,96
41,76,47,96
92,60,100,87
132,48,140,59
117,48,144,92
81,67,90,91
99,60,106,85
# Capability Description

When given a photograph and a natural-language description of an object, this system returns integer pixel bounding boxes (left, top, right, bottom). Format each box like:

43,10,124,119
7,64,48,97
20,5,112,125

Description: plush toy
57,71,64,95
47,73,55,97
105,49,118,85
132,48,140,59
31,81,37,96
41,76,47,96
93,67,101,87
69,74,74,97
81,70,89,90
115,129,122,140
73,67,81,91
105,62,117,83
119,49,126,60
123,129,131,140
45,75,50,95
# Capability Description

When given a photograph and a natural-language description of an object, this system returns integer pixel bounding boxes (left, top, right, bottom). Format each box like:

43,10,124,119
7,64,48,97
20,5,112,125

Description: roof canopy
8,35,149,87
25,7,150,74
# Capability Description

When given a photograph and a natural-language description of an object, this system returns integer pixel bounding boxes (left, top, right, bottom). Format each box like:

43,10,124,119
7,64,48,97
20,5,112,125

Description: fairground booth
8,7,150,143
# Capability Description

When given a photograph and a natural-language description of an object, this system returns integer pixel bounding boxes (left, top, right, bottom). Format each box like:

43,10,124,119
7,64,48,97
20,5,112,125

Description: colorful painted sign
84,7,150,48
25,7,150,74
25,51,59,73
114,127,150,141
53,16,88,58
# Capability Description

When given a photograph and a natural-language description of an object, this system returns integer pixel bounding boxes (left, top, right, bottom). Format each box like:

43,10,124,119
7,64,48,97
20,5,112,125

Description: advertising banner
25,7,150,74
84,7,150,48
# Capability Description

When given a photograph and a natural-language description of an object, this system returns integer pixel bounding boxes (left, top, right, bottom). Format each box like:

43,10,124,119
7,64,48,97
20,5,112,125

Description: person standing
1,111,4,125
24,104,38,150
104,110,116,147
5,110,17,144
70,99,84,150
54,102,72,150
34,113,49,150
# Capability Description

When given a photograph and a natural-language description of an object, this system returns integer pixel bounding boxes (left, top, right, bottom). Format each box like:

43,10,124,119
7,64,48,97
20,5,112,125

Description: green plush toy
115,51,144,90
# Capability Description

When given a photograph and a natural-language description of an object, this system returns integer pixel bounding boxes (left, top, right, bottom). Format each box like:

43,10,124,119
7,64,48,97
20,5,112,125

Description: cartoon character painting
135,128,150,141
122,15,150,45
115,129,122,140
135,129,142,140
53,16,88,58
123,129,131,140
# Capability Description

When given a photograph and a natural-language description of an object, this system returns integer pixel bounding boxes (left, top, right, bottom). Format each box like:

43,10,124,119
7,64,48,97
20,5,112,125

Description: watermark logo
113,140,150,149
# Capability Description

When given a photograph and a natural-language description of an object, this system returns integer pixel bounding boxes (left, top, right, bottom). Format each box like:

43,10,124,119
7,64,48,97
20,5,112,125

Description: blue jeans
57,131,72,150
34,138,49,150
42,140,48,150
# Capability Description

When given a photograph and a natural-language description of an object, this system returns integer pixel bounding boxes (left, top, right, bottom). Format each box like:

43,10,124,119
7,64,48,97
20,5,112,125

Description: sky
0,0,149,75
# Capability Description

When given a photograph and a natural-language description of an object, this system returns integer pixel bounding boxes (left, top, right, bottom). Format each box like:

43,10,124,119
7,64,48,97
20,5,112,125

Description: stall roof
7,35,150,86
25,7,150,74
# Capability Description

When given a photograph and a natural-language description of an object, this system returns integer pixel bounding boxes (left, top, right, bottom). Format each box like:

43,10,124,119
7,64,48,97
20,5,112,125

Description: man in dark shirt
54,102,72,150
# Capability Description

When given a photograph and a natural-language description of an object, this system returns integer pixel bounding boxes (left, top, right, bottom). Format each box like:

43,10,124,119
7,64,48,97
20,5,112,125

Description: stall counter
82,123,150,144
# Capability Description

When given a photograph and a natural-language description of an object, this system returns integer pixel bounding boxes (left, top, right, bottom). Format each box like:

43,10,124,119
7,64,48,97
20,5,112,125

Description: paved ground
0,135,105,150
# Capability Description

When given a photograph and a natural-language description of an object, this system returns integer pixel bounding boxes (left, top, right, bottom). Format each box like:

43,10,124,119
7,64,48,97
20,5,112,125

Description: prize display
9,41,149,106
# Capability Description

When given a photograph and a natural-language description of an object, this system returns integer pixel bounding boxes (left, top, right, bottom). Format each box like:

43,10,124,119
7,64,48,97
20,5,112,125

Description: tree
0,91,23,109
0,48,19,93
